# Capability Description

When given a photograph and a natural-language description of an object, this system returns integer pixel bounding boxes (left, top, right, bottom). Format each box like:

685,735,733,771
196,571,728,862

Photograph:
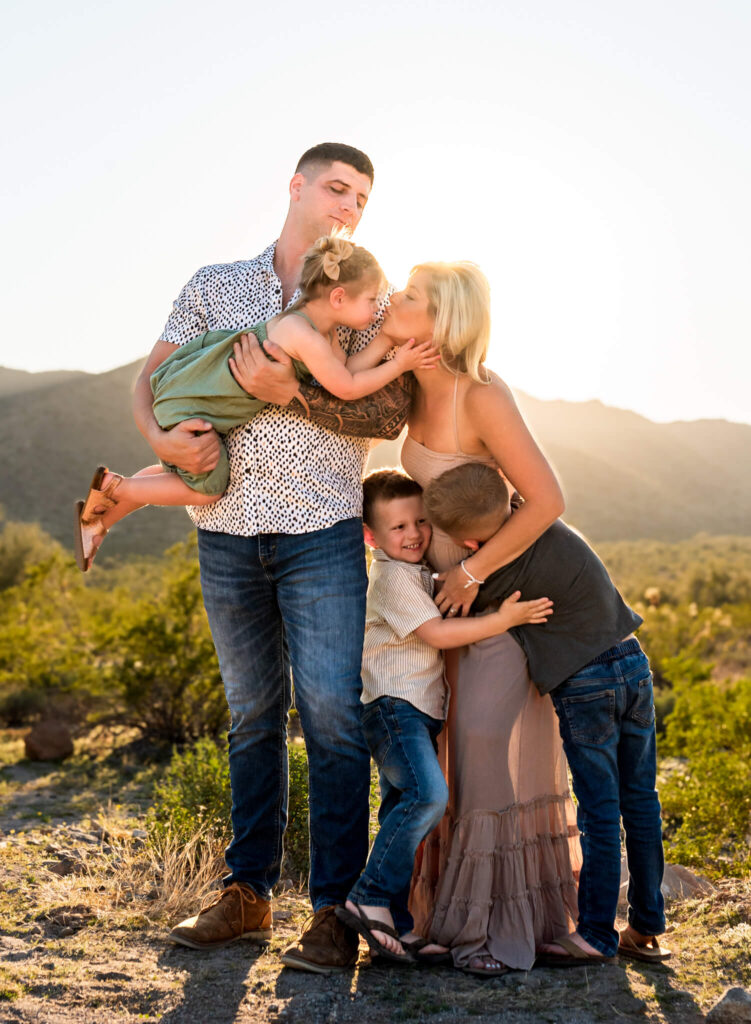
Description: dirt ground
1,728,749,1024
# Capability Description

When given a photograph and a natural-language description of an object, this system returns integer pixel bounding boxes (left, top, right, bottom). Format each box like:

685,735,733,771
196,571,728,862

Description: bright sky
2,0,750,425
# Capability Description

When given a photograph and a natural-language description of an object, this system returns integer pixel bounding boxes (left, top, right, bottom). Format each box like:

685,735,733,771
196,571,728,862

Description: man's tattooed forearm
292,375,413,439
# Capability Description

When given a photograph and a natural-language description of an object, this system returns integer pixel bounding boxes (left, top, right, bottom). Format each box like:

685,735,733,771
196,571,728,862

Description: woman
381,262,581,974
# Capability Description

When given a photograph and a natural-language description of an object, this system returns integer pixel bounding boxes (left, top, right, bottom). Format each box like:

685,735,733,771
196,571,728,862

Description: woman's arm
433,375,565,616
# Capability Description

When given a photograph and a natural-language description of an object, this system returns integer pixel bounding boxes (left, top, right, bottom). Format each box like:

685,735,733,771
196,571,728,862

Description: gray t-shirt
473,520,642,695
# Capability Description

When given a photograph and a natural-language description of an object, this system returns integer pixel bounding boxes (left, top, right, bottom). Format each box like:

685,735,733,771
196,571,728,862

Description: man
133,143,411,972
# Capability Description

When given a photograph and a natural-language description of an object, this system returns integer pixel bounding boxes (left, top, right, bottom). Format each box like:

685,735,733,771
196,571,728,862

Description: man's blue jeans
550,638,665,957
197,520,371,910
349,697,448,935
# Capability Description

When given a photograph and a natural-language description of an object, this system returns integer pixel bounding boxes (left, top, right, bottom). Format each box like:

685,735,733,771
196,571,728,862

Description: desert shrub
0,516,62,591
653,688,675,736
284,744,311,879
147,736,312,882
0,687,48,726
688,565,751,607
0,552,103,725
101,539,228,743
148,736,233,848
660,676,751,877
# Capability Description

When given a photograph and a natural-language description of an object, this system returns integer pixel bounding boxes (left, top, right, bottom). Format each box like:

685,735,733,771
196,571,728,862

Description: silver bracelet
460,559,485,589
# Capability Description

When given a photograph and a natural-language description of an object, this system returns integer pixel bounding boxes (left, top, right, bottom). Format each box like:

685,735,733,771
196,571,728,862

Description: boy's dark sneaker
168,882,272,949
280,905,360,973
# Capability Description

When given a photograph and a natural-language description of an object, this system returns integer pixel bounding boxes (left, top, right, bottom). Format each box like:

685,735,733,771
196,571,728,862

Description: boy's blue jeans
349,696,449,935
197,520,371,911
550,638,665,957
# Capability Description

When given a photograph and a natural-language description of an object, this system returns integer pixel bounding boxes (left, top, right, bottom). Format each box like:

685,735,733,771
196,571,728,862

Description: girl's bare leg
78,466,221,570
98,466,220,532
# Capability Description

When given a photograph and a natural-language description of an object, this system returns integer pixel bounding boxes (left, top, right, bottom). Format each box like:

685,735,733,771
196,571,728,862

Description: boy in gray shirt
424,463,671,968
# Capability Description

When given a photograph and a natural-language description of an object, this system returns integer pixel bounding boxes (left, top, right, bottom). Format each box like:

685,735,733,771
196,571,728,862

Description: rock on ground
24,721,74,761
618,857,715,906
706,987,751,1023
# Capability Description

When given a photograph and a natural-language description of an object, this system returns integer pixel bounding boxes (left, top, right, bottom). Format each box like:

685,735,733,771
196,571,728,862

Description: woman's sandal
73,466,123,572
460,952,509,977
334,905,414,965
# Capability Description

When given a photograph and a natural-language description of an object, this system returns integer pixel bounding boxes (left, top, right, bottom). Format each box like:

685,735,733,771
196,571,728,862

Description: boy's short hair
296,143,375,183
362,469,423,527
423,464,509,535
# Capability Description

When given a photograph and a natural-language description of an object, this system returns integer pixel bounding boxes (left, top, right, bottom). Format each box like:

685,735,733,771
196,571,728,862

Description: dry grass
35,808,228,927
143,826,228,921
4,727,750,1022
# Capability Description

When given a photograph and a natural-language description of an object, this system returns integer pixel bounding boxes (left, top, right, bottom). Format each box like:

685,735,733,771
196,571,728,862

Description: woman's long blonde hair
411,261,491,383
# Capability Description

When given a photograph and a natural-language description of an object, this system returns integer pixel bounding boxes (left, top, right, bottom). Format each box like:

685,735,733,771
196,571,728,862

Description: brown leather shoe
280,905,360,973
168,883,272,949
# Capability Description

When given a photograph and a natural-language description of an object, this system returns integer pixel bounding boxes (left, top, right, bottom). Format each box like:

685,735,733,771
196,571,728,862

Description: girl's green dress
150,317,311,495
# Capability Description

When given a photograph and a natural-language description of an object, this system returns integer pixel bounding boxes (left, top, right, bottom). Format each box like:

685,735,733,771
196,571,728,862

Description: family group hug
74,143,671,975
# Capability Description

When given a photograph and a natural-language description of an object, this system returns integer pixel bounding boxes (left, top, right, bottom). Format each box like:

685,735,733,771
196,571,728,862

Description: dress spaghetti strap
451,375,466,455
287,309,318,330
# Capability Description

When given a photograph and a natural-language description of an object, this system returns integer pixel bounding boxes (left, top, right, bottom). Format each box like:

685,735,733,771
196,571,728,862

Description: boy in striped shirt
336,470,552,964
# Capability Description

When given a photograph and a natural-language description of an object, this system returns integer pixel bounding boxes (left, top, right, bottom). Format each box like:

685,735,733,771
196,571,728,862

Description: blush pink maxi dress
401,413,581,971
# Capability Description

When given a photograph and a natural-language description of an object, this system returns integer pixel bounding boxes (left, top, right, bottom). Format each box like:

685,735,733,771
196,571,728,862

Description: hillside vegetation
2,364,750,558
0,517,749,1020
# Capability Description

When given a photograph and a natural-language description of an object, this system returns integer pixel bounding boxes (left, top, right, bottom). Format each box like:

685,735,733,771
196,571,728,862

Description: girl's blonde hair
296,234,384,304
411,261,491,383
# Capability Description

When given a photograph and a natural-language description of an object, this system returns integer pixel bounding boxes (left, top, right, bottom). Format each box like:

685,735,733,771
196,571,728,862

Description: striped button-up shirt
361,550,447,721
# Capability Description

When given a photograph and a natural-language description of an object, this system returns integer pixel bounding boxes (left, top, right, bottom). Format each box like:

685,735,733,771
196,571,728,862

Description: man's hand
229,332,299,406
152,419,221,475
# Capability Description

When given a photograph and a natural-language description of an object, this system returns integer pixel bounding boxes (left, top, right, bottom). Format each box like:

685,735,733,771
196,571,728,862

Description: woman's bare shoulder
465,370,517,414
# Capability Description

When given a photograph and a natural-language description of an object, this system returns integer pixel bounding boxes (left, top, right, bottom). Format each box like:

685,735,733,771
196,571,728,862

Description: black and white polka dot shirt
160,241,384,536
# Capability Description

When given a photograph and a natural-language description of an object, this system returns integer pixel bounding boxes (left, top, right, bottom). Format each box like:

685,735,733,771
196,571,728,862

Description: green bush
147,736,312,882
148,736,233,848
284,744,311,879
0,687,48,726
0,552,103,725
660,676,751,877
0,515,62,591
101,539,228,743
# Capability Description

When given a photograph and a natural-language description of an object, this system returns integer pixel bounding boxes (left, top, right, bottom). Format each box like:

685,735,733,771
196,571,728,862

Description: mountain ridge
1,364,749,557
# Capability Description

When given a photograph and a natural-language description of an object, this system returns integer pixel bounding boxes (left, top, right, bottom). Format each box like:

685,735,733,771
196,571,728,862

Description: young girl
74,235,438,571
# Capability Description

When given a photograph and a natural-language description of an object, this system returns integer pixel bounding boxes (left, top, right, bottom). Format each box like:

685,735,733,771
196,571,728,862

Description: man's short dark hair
296,143,375,184
362,469,422,527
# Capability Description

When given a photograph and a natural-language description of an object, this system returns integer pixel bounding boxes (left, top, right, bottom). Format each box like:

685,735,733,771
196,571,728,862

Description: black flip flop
401,937,453,967
535,934,616,969
334,905,414,965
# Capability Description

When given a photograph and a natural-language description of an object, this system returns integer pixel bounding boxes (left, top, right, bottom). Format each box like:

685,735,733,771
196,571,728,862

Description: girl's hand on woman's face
432,566,479,617
393,338,441,373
